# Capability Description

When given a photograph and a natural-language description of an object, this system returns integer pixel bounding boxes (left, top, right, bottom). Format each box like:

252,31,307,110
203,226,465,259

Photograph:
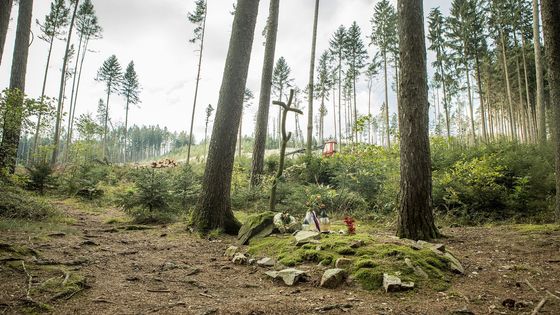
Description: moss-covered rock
249,232,457,292
238,212,275,245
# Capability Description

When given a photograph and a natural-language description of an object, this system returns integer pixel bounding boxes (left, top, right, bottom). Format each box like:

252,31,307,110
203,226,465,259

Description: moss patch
514,224,560,234
248,232,455,292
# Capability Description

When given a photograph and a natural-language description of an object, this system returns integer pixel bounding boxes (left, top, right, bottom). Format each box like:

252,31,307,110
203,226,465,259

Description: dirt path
1,202,559,314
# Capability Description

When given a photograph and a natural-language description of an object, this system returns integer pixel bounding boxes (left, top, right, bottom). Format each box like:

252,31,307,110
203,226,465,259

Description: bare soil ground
0,201,559,315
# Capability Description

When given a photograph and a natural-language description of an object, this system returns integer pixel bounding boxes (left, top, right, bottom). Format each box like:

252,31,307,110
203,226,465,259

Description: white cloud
1,0,451,142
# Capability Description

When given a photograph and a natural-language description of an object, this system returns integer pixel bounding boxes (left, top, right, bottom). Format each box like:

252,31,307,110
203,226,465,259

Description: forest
0,0,559,314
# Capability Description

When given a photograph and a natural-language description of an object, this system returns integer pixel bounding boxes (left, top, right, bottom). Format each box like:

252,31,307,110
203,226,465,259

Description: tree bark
383,52,390,147
51,0,79,166
500,30,516,141
65,31,85,160
0,0,13,67
186,1,207,164
306,0,319,156
103,80,111,159
475,54,487,142
0,0,33,174
250,0,279,187
124,99,129,163
68,37,90,146
396,0,439,240
534,0,547,143
193,0,259,234
541,0,560,222
520,33,535,142
465,62,476,144
32,31,56,158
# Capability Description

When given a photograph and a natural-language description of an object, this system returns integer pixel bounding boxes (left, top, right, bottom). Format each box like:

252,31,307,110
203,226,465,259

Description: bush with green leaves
58,161,109,199
118,168,177,223
432,142,555,222
171,164,201,210
26,161,55,194
276,183,367,217
230,162,272,212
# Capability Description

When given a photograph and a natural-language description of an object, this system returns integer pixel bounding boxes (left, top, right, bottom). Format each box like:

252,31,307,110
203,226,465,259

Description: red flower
343,216,356,235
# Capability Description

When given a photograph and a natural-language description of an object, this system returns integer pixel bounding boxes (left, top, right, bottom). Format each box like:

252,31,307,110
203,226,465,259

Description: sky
0,0,451,142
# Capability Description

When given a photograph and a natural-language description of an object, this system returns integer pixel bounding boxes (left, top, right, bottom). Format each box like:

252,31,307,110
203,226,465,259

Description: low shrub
0,184,55,220
118,168,177,224
58,161,109,199
26,161,55,194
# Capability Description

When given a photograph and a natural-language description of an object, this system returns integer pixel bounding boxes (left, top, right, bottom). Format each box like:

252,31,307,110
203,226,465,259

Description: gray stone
335,258,353,269
224,246,239,258
265,268,308,286
433,243,446,252
349,240,365,248
248,259,256,265
320,268,347,288
257,257,276,267
430,247,445,256
237,212,275,245
383,273,415,293
232,253,248,265
161,261,178,271
444,252,465,274
405,258,429,279
294,231,321,246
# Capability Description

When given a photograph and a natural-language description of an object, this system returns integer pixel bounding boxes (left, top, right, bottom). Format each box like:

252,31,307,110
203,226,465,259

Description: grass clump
0,184,55,220
514,224,560,234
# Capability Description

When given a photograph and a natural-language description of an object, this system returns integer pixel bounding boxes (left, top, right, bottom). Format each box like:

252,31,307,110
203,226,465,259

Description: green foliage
231,161,272,212
58,161,109,199
119,168,175,224
172,164,200,210
96,55,123,94
431,141,555,222
0,184,55,220
26,161,54,194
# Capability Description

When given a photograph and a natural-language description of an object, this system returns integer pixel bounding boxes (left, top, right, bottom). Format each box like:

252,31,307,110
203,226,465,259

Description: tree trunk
65,32,85,160
541,0,560,222
475,54,487,142
368,80,372,144
0,0,33,174
306,0,319,156
51,0,79,166
396,0,439,241
186,2,207,165
353,70,358,142
500,30,517,141
513,32,529,143
383,53,390,147
193,0,259,234
250,0,279,187
534,0,547,143
465,65,476,144
32,32,56,158
521,34,535,142
332,82,337,144
69,37,90,145
438,59,451,145
124,99,129,163
103,83,111,159
0,0,13,66
338,55,342,150
238,109,242,158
